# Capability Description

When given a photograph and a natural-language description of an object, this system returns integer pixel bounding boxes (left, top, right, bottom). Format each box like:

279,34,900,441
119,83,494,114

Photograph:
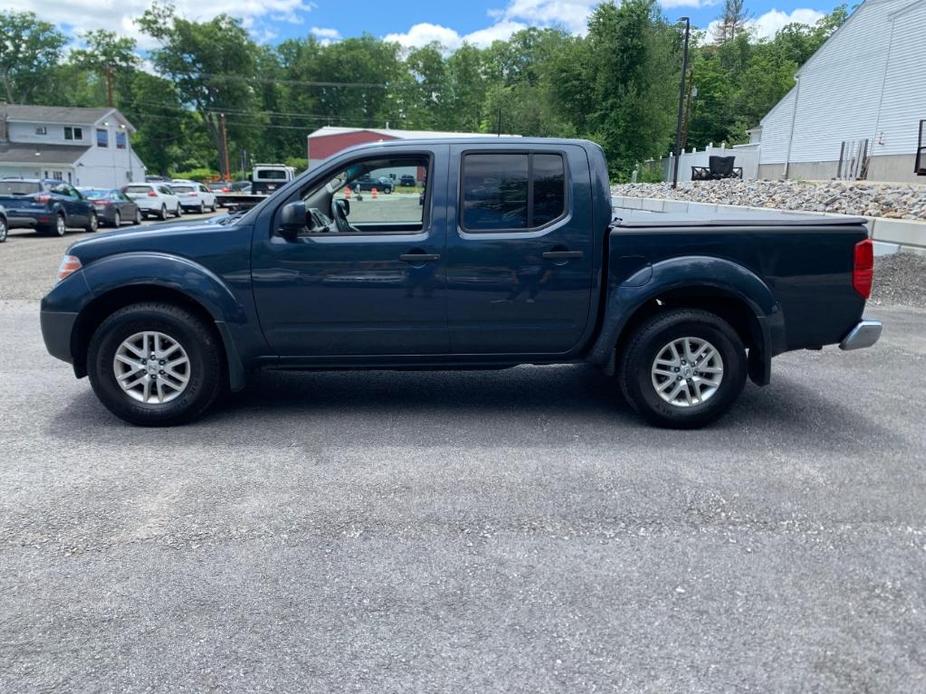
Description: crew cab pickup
40,138,881,427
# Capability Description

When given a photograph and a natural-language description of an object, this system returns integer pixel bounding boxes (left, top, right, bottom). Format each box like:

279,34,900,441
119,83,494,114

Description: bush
171,167,221,182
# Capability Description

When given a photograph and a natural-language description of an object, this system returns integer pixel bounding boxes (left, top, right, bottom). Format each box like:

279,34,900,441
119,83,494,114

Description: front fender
80,252,247,324
589,255,785,373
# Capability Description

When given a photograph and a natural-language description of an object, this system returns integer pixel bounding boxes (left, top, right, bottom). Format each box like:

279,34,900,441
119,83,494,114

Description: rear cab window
461,151,566,231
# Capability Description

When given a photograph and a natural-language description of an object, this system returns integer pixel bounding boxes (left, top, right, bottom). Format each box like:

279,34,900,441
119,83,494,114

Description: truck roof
342,136,600,152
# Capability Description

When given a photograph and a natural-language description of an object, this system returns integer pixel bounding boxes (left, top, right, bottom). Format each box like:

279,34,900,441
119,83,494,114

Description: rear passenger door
445,144,595,355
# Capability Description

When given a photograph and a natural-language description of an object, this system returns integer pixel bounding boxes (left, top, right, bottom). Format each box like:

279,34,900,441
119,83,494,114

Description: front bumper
839,319,882,351
40,310,78,364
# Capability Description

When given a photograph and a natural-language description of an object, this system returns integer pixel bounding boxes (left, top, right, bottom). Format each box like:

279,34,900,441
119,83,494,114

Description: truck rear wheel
618,309,746,429
87,303,224,426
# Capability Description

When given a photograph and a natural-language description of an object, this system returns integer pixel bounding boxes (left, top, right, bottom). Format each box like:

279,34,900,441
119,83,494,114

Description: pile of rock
613,179,926,221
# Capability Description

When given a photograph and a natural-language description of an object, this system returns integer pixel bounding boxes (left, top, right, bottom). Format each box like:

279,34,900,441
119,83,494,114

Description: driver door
251,147,449,357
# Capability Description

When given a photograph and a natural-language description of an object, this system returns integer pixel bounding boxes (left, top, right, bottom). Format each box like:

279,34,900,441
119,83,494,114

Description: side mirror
279,201,306,241
337,197,350,216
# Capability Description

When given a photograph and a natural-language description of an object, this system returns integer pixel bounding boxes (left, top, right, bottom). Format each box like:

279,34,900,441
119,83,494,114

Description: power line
173,73,388,89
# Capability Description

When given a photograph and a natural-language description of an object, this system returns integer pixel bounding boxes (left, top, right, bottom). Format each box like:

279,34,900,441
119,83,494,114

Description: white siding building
754,0,926,183
0,105,146,187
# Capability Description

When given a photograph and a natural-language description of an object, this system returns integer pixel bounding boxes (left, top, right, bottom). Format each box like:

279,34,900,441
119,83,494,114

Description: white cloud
4,0,313,46
384,23,466,50
310,26,341,46
495,0,598,34
704,7,824,42
750,8,825,39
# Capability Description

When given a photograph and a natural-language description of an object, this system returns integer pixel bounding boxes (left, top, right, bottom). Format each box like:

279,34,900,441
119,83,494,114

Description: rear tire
0,216,7,242
84,211,98,233
87,303,224,426
113,210,121,228
42,212,67,237
133,209,142,225
618,309,747,429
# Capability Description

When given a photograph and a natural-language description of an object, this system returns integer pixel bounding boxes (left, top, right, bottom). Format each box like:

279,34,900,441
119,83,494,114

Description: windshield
255,169,288,180
0,181,41,195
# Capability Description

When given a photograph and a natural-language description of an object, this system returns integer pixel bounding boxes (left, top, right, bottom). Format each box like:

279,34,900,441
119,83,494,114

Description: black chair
691,155,744,181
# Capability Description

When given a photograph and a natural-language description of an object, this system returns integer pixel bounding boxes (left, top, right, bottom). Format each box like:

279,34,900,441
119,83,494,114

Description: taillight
35,194,50,203
56,255,82,283
853,239,874,299
147,190,158,197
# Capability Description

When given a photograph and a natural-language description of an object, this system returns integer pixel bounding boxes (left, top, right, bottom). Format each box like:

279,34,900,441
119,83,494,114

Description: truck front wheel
87,303,224,426
618,309,747,429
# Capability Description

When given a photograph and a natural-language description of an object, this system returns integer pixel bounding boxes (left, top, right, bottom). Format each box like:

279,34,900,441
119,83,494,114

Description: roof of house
0,142,90,165
308,126,518,140
0,104,136,131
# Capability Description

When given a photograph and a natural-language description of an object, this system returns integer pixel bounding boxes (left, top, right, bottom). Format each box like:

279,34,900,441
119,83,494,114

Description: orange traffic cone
344,186,351,199
371,187,378,199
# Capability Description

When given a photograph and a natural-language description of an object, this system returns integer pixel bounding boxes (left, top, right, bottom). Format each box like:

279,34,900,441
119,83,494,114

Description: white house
0,105,147,187
753,0,926,183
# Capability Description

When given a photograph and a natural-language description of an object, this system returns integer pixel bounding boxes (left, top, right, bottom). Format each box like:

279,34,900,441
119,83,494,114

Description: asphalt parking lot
1,226,925,691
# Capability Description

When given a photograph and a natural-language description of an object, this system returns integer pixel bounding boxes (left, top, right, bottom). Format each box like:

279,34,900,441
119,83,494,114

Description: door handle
399,253,440,263
542,250,583,260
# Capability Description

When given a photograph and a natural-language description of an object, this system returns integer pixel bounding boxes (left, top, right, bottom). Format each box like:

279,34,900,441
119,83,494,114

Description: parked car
40,138,881,428
0,179,98,236
399,174,416,187
0,204,7,242
170,180,218,214
122,183,182,220
352,174,393,194
78,188,142,227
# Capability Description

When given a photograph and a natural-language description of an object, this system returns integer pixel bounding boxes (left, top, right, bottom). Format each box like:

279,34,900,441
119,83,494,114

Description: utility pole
220,113,231,181
672,17,691,189
105,65,114,107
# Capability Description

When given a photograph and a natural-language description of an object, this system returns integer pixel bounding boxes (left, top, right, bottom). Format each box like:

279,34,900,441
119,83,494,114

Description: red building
306,126,512,168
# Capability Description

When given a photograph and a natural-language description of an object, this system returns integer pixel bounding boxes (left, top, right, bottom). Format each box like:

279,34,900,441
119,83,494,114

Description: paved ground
1,228,925,691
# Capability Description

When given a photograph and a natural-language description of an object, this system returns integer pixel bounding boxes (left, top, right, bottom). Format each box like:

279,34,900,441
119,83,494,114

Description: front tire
84,211,98,233
618,309,747,429
112,210,121,228
158,205,167,220
87,303,224,426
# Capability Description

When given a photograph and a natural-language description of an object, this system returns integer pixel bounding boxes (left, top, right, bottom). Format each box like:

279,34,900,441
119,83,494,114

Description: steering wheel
332,198,354,233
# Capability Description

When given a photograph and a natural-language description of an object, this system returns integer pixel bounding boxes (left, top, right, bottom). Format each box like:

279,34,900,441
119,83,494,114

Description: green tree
138,2,262,177
0,11,67,103
70,30,139,106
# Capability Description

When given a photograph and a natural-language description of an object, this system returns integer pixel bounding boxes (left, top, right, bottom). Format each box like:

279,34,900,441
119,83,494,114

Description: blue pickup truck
40,138,880,427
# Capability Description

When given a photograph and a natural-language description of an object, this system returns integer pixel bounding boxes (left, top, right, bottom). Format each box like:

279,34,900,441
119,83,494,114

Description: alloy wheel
650,336,724,408
113,331,191,404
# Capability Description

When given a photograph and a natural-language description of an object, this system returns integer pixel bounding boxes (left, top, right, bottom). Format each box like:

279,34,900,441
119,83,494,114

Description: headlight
56,255,82,283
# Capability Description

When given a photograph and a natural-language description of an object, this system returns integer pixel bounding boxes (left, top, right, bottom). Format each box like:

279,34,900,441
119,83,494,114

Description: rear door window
461,152,566,231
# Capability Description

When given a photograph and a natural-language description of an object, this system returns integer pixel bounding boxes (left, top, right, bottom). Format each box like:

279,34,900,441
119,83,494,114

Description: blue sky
11,0,847,50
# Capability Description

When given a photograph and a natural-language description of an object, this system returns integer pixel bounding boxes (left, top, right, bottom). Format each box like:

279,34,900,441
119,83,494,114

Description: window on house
52,171,64,181
116,131,127,149
64,127,83,141
461,152,566,231
96,129,109,147
35,127,47,135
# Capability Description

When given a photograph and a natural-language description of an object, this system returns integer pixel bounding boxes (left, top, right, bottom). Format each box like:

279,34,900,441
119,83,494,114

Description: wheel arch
591,256,785,386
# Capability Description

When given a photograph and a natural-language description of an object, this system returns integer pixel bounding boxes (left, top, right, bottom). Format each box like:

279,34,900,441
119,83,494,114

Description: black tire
87,303,224,426
0,216,7,242
112,210,121,228
133,208,142,225
42,212,67,237
158,205,167,221
84,211,98,233
197,203,205,215
618,309,747,429
175,205,183,217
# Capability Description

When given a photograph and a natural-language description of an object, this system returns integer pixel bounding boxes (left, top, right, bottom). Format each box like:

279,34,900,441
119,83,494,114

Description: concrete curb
611,195,926,256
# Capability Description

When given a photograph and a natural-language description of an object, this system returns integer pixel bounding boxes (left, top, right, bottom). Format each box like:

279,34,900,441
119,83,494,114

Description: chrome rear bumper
839,320,882,351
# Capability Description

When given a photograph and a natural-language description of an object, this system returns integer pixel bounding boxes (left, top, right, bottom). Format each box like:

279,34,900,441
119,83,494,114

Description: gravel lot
1,223,925,692
614,180,926,220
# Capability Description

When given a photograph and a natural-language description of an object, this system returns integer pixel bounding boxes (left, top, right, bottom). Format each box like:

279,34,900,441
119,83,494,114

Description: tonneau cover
612,206,867,228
